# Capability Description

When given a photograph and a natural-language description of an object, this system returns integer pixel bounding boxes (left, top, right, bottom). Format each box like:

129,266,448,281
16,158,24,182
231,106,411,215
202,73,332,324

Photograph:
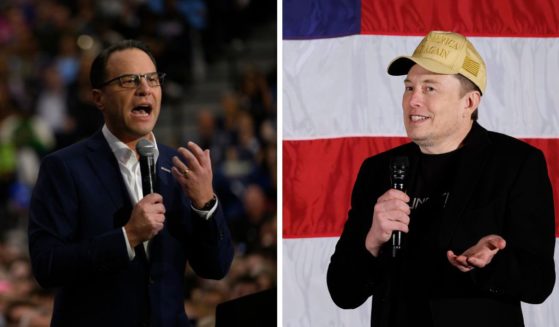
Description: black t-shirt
388,148,462,326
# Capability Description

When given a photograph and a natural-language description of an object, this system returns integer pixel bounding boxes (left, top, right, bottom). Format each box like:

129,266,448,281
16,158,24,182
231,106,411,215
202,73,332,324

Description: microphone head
390,156,409,172
390,156,409,185
136,138,155,157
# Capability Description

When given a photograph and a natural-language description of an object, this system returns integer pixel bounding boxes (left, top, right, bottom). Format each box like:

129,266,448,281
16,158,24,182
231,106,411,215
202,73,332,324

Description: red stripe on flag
361,0,559,37
283,137,408,238
283,137,559,238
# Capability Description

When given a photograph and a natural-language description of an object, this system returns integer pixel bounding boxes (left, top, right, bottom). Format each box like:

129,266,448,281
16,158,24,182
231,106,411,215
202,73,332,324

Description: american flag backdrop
282,0,559,326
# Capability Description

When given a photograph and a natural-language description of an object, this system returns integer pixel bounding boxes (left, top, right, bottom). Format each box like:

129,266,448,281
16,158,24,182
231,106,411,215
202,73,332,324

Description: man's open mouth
410,115,429,122
132,104,152,116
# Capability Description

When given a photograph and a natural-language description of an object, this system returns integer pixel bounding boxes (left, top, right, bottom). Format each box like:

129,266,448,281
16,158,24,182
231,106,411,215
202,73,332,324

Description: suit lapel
155,146,174,199
85,131,131,226
439,123,492,248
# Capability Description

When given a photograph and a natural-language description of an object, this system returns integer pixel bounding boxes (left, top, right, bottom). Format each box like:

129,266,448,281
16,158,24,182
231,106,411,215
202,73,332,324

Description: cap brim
387,56,458,76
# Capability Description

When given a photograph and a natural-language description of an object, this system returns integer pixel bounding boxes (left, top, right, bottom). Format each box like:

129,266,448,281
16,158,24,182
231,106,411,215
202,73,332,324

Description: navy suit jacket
327,123,555,327
28,131,234,327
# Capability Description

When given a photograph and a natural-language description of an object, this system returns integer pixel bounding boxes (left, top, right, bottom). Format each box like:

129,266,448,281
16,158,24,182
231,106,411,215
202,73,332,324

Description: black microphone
136,139,157,196
390,156,409,258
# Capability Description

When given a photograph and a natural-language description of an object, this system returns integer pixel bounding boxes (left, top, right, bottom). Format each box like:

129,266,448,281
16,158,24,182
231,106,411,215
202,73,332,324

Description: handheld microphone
390,156,409,258
136,139,157,196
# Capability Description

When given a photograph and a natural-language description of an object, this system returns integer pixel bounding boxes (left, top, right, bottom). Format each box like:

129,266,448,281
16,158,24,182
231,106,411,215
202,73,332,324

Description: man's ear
92,89,104,111
464,91,481,117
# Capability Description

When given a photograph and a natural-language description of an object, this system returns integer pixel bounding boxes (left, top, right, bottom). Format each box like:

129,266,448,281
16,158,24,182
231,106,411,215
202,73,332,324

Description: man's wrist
123,225,140,248
193,194,217,211
191,195,219,220
365,239,382,257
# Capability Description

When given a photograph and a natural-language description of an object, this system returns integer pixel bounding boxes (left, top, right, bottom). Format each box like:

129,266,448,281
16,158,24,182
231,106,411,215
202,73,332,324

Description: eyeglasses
98,72,166,89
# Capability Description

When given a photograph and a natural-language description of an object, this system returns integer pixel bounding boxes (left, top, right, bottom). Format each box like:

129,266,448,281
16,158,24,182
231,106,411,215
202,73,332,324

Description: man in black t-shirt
327,31,555,327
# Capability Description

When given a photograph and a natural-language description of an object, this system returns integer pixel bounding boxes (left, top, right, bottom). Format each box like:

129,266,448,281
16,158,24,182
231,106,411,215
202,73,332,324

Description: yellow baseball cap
387,31,486,94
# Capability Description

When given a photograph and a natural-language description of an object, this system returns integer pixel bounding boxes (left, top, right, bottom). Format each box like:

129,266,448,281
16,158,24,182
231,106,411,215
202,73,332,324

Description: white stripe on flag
283,237,371,326
283,35,559,140
283,238,559,327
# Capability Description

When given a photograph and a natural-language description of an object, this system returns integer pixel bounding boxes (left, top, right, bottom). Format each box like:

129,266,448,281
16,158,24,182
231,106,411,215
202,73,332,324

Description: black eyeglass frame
97,72,166,89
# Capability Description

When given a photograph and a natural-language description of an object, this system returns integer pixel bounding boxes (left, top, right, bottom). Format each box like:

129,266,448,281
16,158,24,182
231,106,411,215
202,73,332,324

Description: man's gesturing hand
171,141,214,209
125,193,166,247
365,189,410,257
447,234,506,272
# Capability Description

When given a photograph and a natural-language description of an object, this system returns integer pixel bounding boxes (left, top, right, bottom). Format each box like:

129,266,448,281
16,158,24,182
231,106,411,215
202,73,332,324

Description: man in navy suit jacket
327,31,555,326
28,40,234,326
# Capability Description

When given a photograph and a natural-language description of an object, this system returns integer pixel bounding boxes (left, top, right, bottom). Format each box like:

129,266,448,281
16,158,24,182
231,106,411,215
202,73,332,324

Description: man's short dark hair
90,40,157,89
455,73,481,121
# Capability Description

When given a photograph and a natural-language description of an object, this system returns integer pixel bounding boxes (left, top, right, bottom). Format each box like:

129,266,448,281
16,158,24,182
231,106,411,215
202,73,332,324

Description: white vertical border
277,0,283,326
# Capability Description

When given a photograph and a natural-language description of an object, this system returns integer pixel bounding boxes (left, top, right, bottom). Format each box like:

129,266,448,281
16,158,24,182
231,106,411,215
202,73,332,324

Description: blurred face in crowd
402,64,478,154
92,48,162,145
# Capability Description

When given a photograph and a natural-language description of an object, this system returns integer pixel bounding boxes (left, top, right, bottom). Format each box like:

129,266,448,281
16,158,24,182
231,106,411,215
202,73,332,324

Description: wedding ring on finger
182,169,190,178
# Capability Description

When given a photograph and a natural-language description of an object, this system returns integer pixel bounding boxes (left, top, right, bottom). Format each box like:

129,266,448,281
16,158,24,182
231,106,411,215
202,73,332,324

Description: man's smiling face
402,64,475,154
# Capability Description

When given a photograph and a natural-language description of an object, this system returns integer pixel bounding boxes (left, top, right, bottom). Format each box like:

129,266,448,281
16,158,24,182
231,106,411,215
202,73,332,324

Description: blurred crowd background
0,0,276,326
